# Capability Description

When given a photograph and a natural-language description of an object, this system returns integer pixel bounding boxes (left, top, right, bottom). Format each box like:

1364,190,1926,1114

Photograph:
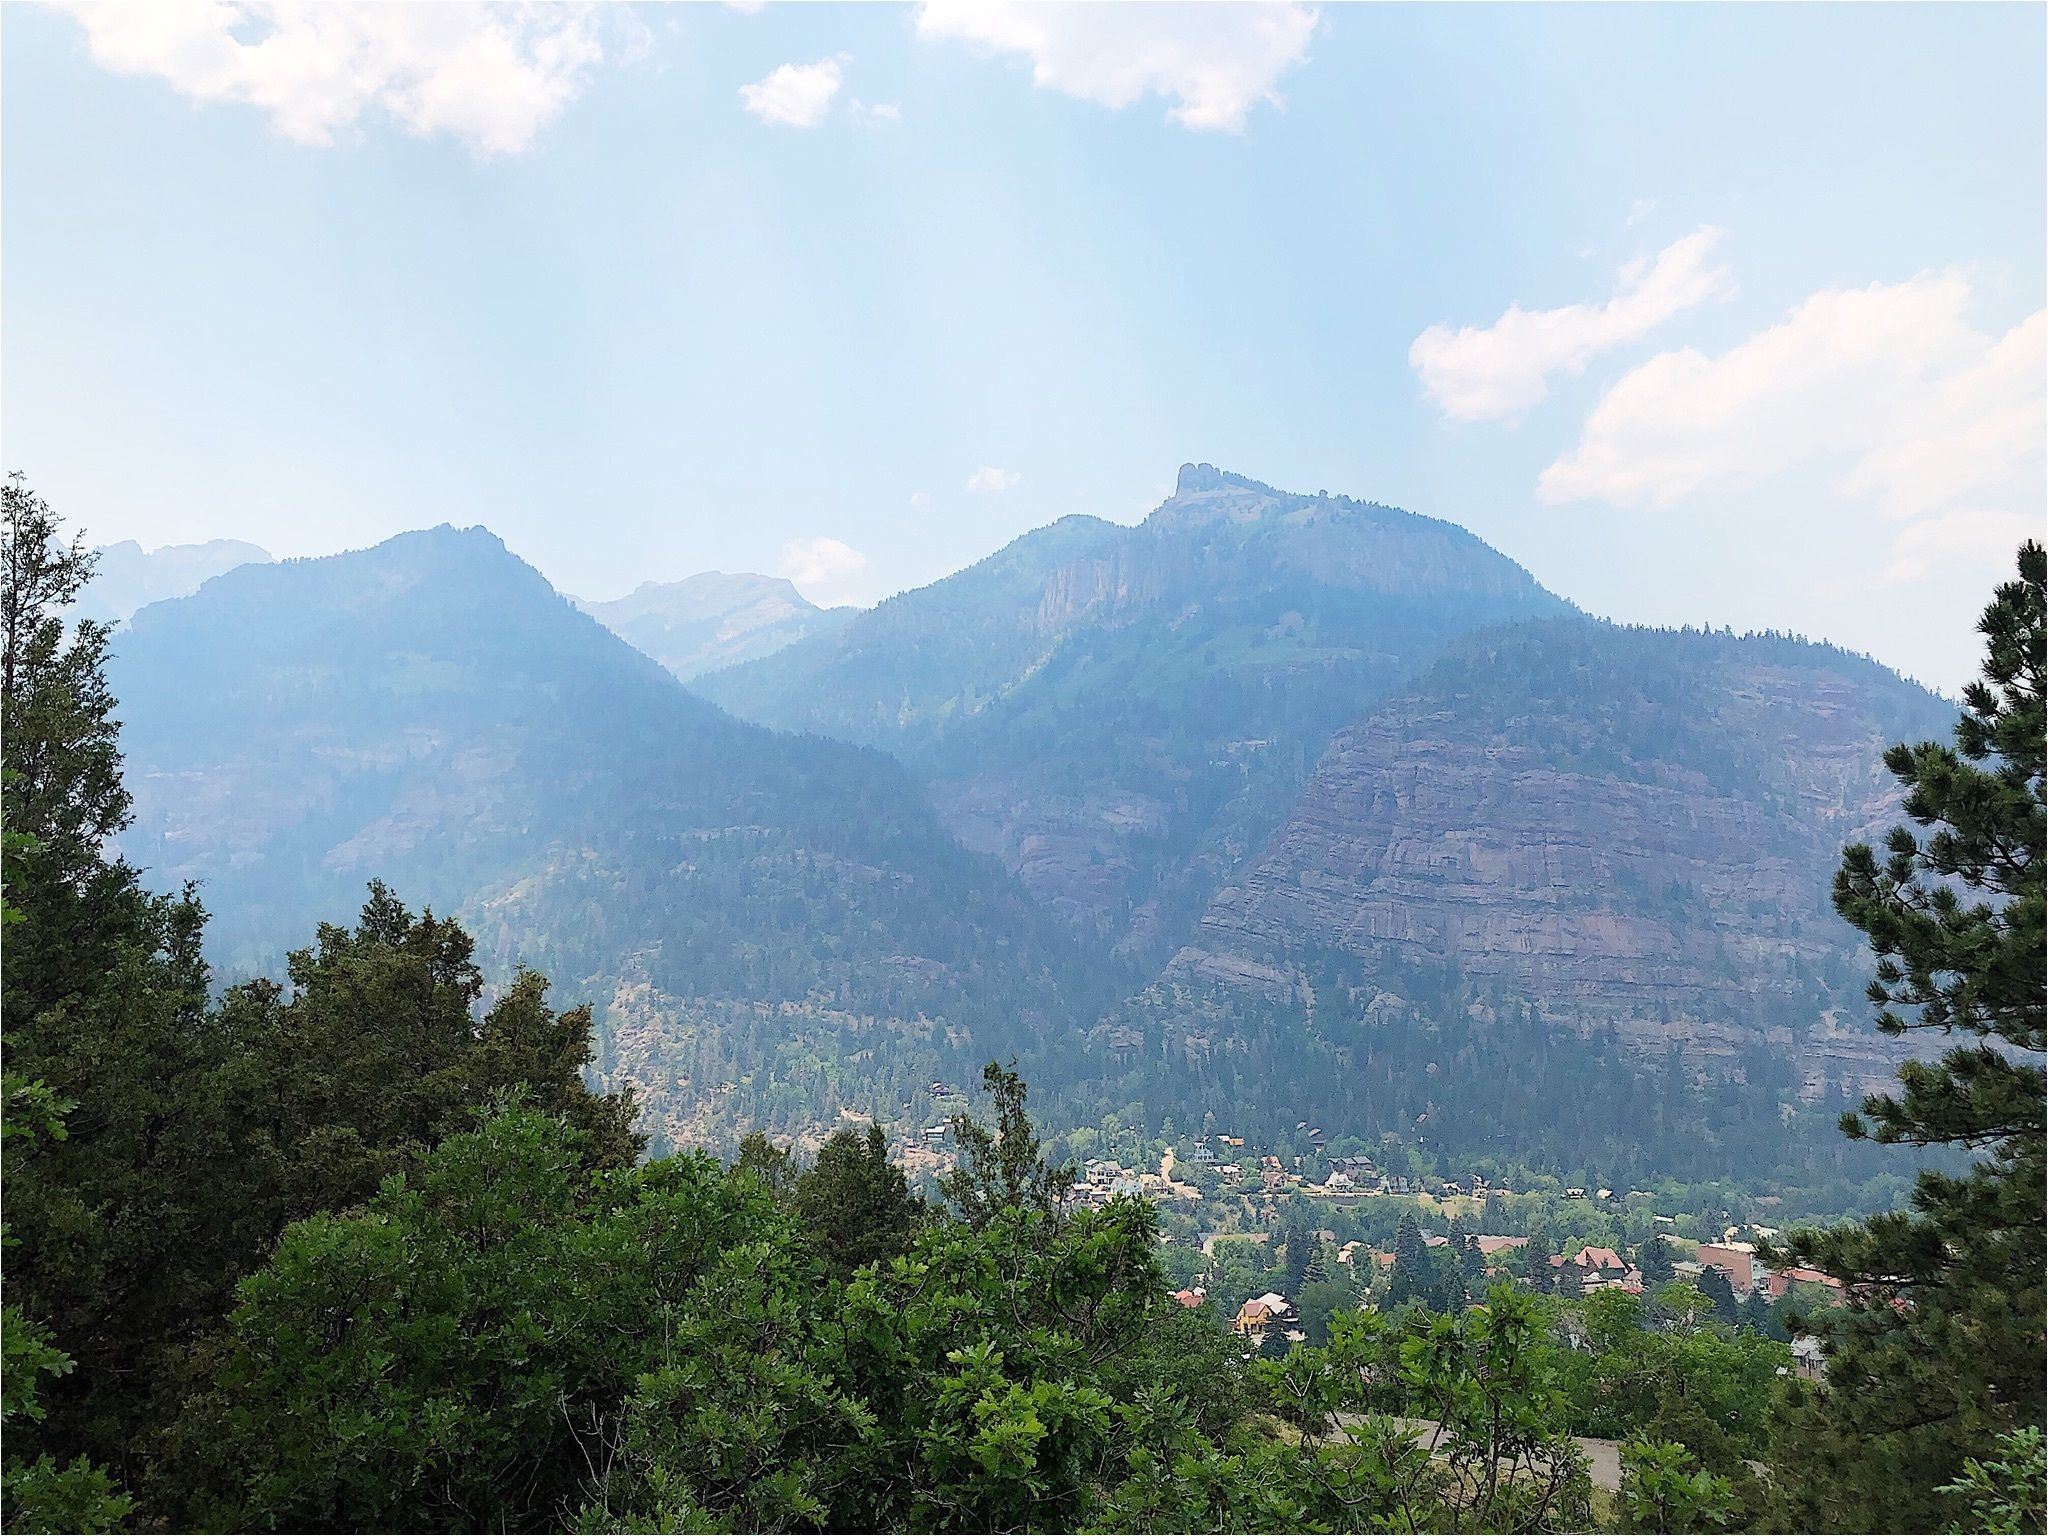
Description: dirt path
1337,1415,1623,1493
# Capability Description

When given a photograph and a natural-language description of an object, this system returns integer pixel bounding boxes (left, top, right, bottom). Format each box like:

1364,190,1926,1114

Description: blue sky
4,2,2042,691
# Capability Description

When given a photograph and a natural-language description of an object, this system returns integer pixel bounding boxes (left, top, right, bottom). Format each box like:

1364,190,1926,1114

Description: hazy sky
5,2,2042,691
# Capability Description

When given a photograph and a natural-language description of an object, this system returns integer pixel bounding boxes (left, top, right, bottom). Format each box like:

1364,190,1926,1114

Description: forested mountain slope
1052,619,1955,1181
107,526,1110,1147
698,510,1130,747
575,570,850,681
101,490,1963,1182
699,465,1568,962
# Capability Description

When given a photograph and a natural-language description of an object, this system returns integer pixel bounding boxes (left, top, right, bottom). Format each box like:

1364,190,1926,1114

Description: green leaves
1937,1425,2048,1536
1618,1438,1734,1534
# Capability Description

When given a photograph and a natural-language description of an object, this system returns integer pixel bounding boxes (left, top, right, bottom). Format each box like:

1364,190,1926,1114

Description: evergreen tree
1386,1214,1430,1307
2,479,642,1505
1,828,133,1534
1641,1234,1676,1286
1739,1294,1784,1341
1768,543,2045,1533
1458,1235,1490,1298
794,1121,925,1279
1280,1214,1315,1292
3,477,238,1476
1301,1243,1331,1288
1,474,148,1021
732,1130,800,1198
1697,1264,1740,1326
940,1060,1074,1227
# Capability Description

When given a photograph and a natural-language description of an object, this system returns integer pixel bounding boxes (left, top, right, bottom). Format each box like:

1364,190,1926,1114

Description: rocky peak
579,569,845,681
78,535,274,624
1173,462,1285,499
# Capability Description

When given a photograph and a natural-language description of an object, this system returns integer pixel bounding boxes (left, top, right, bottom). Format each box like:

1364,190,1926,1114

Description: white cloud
54,2,613,156
851,99,901,122
1410,227,1733,422
966,466,1020,493
1540,278,2044,511
739,56,843,127
915,0,1316,132
1875,508,2041,589
909,491,931,511
1539,274,2045,588
778,535,868,591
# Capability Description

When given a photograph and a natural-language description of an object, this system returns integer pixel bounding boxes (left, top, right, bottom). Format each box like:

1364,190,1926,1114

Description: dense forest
2,477,2042,1532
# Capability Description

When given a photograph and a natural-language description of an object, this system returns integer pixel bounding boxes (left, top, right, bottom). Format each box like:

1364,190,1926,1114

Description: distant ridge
576,570,850,681
79,537,272,624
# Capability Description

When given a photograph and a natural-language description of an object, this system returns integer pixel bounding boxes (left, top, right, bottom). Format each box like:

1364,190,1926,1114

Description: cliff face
705,465,1566,960
1172,620,1954,1096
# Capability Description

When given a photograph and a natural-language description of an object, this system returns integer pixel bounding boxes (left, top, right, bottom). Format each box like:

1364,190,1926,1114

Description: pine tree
795,1122,925,1279
733,1131,800,1198
1641,1233,1676,1286
940,1060,1074,1227
1768,542,2045,1533
1280,1215,1315,1292
2,476,228,1477
1698,1264,1740,1325
0,474,143,1022
1302,1243,1330,1288
1387,1213,1430,1307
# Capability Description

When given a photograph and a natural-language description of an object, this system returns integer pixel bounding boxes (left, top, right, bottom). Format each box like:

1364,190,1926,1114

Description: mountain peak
78,535,275,624
578,569,845,682
1174,462,1279,498
632,571,813,608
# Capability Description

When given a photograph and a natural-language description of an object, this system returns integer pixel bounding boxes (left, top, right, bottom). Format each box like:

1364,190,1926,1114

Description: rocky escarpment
705,465,1566,959
1171,619,1955,1097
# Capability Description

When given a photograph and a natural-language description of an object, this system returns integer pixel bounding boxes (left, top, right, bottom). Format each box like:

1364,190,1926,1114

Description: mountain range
699,465,1565,964
107,528,1098,1152
103,466,1953,1181
574,571,851,681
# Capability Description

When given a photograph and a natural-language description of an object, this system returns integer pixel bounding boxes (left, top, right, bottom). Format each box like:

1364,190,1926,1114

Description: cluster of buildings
1681,1237,1846,1305
1547,1245,1640,1293
1188,1143,1439,1200
1065,1156,1201,1212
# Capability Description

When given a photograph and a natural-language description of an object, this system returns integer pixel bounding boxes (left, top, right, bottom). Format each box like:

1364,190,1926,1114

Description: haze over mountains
108,525,1094,1151
103,465,1952,1179
575,571,851,681
699,465,1567,964
78,536,273,624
